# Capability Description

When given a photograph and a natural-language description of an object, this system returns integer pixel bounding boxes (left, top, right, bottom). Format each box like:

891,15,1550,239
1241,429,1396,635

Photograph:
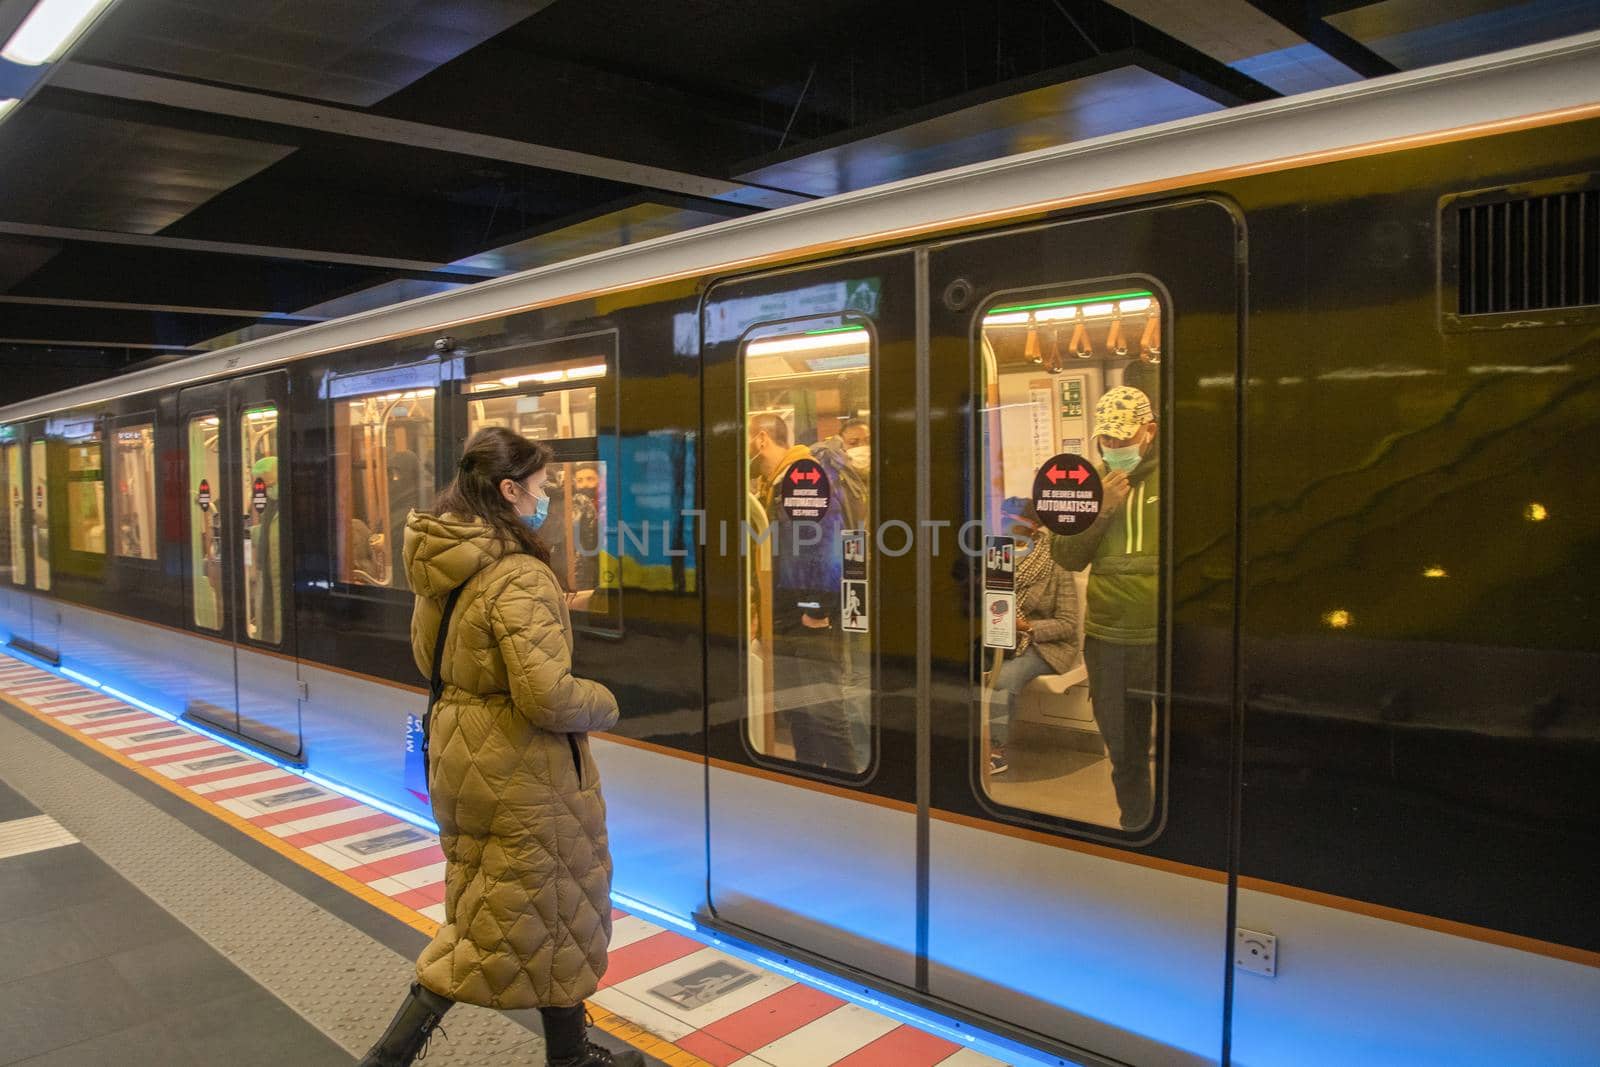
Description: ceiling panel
1107,0,1362,93
77,0,552,107
0,106,294,234
737,64,1223,199
1327,0,1600,69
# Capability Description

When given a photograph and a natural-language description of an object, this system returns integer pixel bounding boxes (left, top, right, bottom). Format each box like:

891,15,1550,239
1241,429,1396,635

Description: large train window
186,415,222,630
112,422,157,561
29,438,49,591
742,319,874,776
239,406,282,645
64,422,106,556
332,384,436,589
2,433,21,585
976,286,1163,832
466,347,618,630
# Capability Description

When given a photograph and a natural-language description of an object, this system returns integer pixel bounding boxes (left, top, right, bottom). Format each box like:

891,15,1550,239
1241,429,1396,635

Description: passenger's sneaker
989,748,1009,775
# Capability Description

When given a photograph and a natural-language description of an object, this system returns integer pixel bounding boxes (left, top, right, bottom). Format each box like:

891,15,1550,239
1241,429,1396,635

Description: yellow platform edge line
0,676,713,1067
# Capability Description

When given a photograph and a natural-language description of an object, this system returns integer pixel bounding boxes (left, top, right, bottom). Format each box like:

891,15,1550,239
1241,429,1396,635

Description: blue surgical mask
1102,443,1142,472
521,491,549,531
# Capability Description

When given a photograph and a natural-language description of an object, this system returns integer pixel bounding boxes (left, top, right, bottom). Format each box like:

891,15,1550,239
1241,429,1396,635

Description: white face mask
846,445,870,472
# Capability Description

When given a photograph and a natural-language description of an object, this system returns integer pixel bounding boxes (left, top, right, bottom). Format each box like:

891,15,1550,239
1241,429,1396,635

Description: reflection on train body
978,288,1162,831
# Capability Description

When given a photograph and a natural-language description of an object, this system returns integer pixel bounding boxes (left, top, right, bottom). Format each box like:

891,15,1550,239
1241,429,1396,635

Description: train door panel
701,256,920,983
178,373,302,759
231,372,301,757
178,382,239,734
923,201,1242,1065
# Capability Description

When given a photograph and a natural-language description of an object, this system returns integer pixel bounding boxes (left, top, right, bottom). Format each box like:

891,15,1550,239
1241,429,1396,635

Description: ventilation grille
1456,190,1598,316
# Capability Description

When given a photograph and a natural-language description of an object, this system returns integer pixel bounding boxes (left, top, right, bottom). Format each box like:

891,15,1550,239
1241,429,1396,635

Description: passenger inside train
979,289,1161,831
744,322,873,774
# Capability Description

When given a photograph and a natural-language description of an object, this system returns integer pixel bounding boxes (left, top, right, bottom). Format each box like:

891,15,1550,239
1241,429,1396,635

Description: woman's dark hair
434,427,552,564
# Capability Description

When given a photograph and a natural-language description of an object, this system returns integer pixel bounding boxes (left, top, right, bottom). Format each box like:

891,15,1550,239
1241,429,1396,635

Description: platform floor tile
0,653,1013,1066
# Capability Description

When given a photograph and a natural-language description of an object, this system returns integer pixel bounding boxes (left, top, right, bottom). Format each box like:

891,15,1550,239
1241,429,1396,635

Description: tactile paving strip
0,654,1014,1067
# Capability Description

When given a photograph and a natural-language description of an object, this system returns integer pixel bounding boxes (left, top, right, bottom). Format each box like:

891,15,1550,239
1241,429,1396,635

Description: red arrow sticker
777,457,832,522
1031,452,1103,536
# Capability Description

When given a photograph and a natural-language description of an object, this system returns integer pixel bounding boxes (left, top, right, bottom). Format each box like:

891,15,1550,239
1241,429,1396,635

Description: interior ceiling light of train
1,0,1598,403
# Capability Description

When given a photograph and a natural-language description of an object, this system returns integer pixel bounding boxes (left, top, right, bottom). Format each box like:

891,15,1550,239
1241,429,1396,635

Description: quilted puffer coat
403,511,620,1010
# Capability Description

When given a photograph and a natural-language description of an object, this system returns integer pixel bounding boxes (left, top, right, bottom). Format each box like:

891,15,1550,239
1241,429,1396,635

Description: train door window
466,350,618,629
239,406,282,645
29,438,49,591
187,415,222,630
112,422,157,560
332,386,436,588
65,422,106,556
741,320,874,775
976,287,1163,832
3,434,22,585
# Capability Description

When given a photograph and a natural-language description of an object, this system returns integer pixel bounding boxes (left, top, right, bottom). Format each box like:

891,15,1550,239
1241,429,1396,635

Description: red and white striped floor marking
0,658,1008,1067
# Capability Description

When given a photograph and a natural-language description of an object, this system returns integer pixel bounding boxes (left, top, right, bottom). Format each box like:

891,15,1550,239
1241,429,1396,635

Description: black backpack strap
422,583,466,762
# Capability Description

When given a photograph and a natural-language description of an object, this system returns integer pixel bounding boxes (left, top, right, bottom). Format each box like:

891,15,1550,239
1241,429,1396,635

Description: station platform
0,652,1024,1067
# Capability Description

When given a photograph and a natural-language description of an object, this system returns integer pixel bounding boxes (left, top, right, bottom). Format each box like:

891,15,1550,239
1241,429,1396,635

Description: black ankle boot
358,981,452,1066
543,1006,644,1067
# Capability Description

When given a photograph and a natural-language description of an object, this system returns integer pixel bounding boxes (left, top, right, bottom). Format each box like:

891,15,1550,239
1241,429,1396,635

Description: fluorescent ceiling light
0,99,18,119
746,333,870,357
2,0,115,66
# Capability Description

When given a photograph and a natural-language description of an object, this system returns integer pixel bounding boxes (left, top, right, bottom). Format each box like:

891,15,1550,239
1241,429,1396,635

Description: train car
2,30,1597,1067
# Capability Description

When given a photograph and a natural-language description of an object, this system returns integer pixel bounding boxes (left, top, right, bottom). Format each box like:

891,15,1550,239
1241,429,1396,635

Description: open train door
177,371,302,760
921,199,1244,1065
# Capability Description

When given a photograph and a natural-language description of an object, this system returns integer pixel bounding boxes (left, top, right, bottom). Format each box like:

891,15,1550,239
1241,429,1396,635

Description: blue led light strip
6,643,1070,1066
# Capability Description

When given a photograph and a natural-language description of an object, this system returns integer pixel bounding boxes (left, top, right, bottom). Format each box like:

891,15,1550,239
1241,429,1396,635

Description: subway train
2,31,1598,1067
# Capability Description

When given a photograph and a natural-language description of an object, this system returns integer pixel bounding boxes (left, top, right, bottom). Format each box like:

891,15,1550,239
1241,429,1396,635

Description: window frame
49,411,109,570
109,411,161,567
461,329,623,637
735,310,881,785
324,357,443,602
966,275,1173,843
184,408,226,633
236,402,286,649
0,425,23,588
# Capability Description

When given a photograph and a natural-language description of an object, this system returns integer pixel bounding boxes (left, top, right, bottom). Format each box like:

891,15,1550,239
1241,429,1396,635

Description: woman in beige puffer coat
359,427,641,1067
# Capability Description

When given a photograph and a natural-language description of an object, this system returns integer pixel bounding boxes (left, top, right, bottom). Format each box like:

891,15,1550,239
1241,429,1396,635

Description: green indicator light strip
803,325,868,336
987,290,1154,315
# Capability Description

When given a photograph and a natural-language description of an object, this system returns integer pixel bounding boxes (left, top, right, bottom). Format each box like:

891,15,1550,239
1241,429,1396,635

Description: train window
65,426,106,556
332,388,436,588
112,423,157,561
3,437,22,585
29,438,49,591
975,287,1164,833
240,406,282,645
467,353,617,623
742,321,874,776
187,415,222,630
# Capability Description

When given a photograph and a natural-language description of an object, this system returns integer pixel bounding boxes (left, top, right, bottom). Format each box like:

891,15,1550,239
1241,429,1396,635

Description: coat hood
403,511,512,598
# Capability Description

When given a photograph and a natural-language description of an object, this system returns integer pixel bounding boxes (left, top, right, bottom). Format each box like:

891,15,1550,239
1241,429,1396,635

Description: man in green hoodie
1050,385,1158,830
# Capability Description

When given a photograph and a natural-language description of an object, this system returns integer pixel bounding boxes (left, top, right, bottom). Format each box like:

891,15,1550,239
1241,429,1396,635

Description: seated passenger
988,498,1080,776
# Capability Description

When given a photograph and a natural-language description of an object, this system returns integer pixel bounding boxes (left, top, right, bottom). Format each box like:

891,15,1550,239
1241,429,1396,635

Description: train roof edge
3,29,1599,424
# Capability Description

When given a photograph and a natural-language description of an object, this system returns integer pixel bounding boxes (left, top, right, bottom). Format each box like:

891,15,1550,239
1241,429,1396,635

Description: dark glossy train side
1,102,1595,1065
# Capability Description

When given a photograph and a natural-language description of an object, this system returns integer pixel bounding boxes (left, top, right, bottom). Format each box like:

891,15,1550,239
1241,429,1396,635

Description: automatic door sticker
1032,452,1102,536
252,477,268,514
196,479,212,512
778,457,831,521
840,529,869,633
984,535,1015,591
984,590,1017,650
841,579,869,633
